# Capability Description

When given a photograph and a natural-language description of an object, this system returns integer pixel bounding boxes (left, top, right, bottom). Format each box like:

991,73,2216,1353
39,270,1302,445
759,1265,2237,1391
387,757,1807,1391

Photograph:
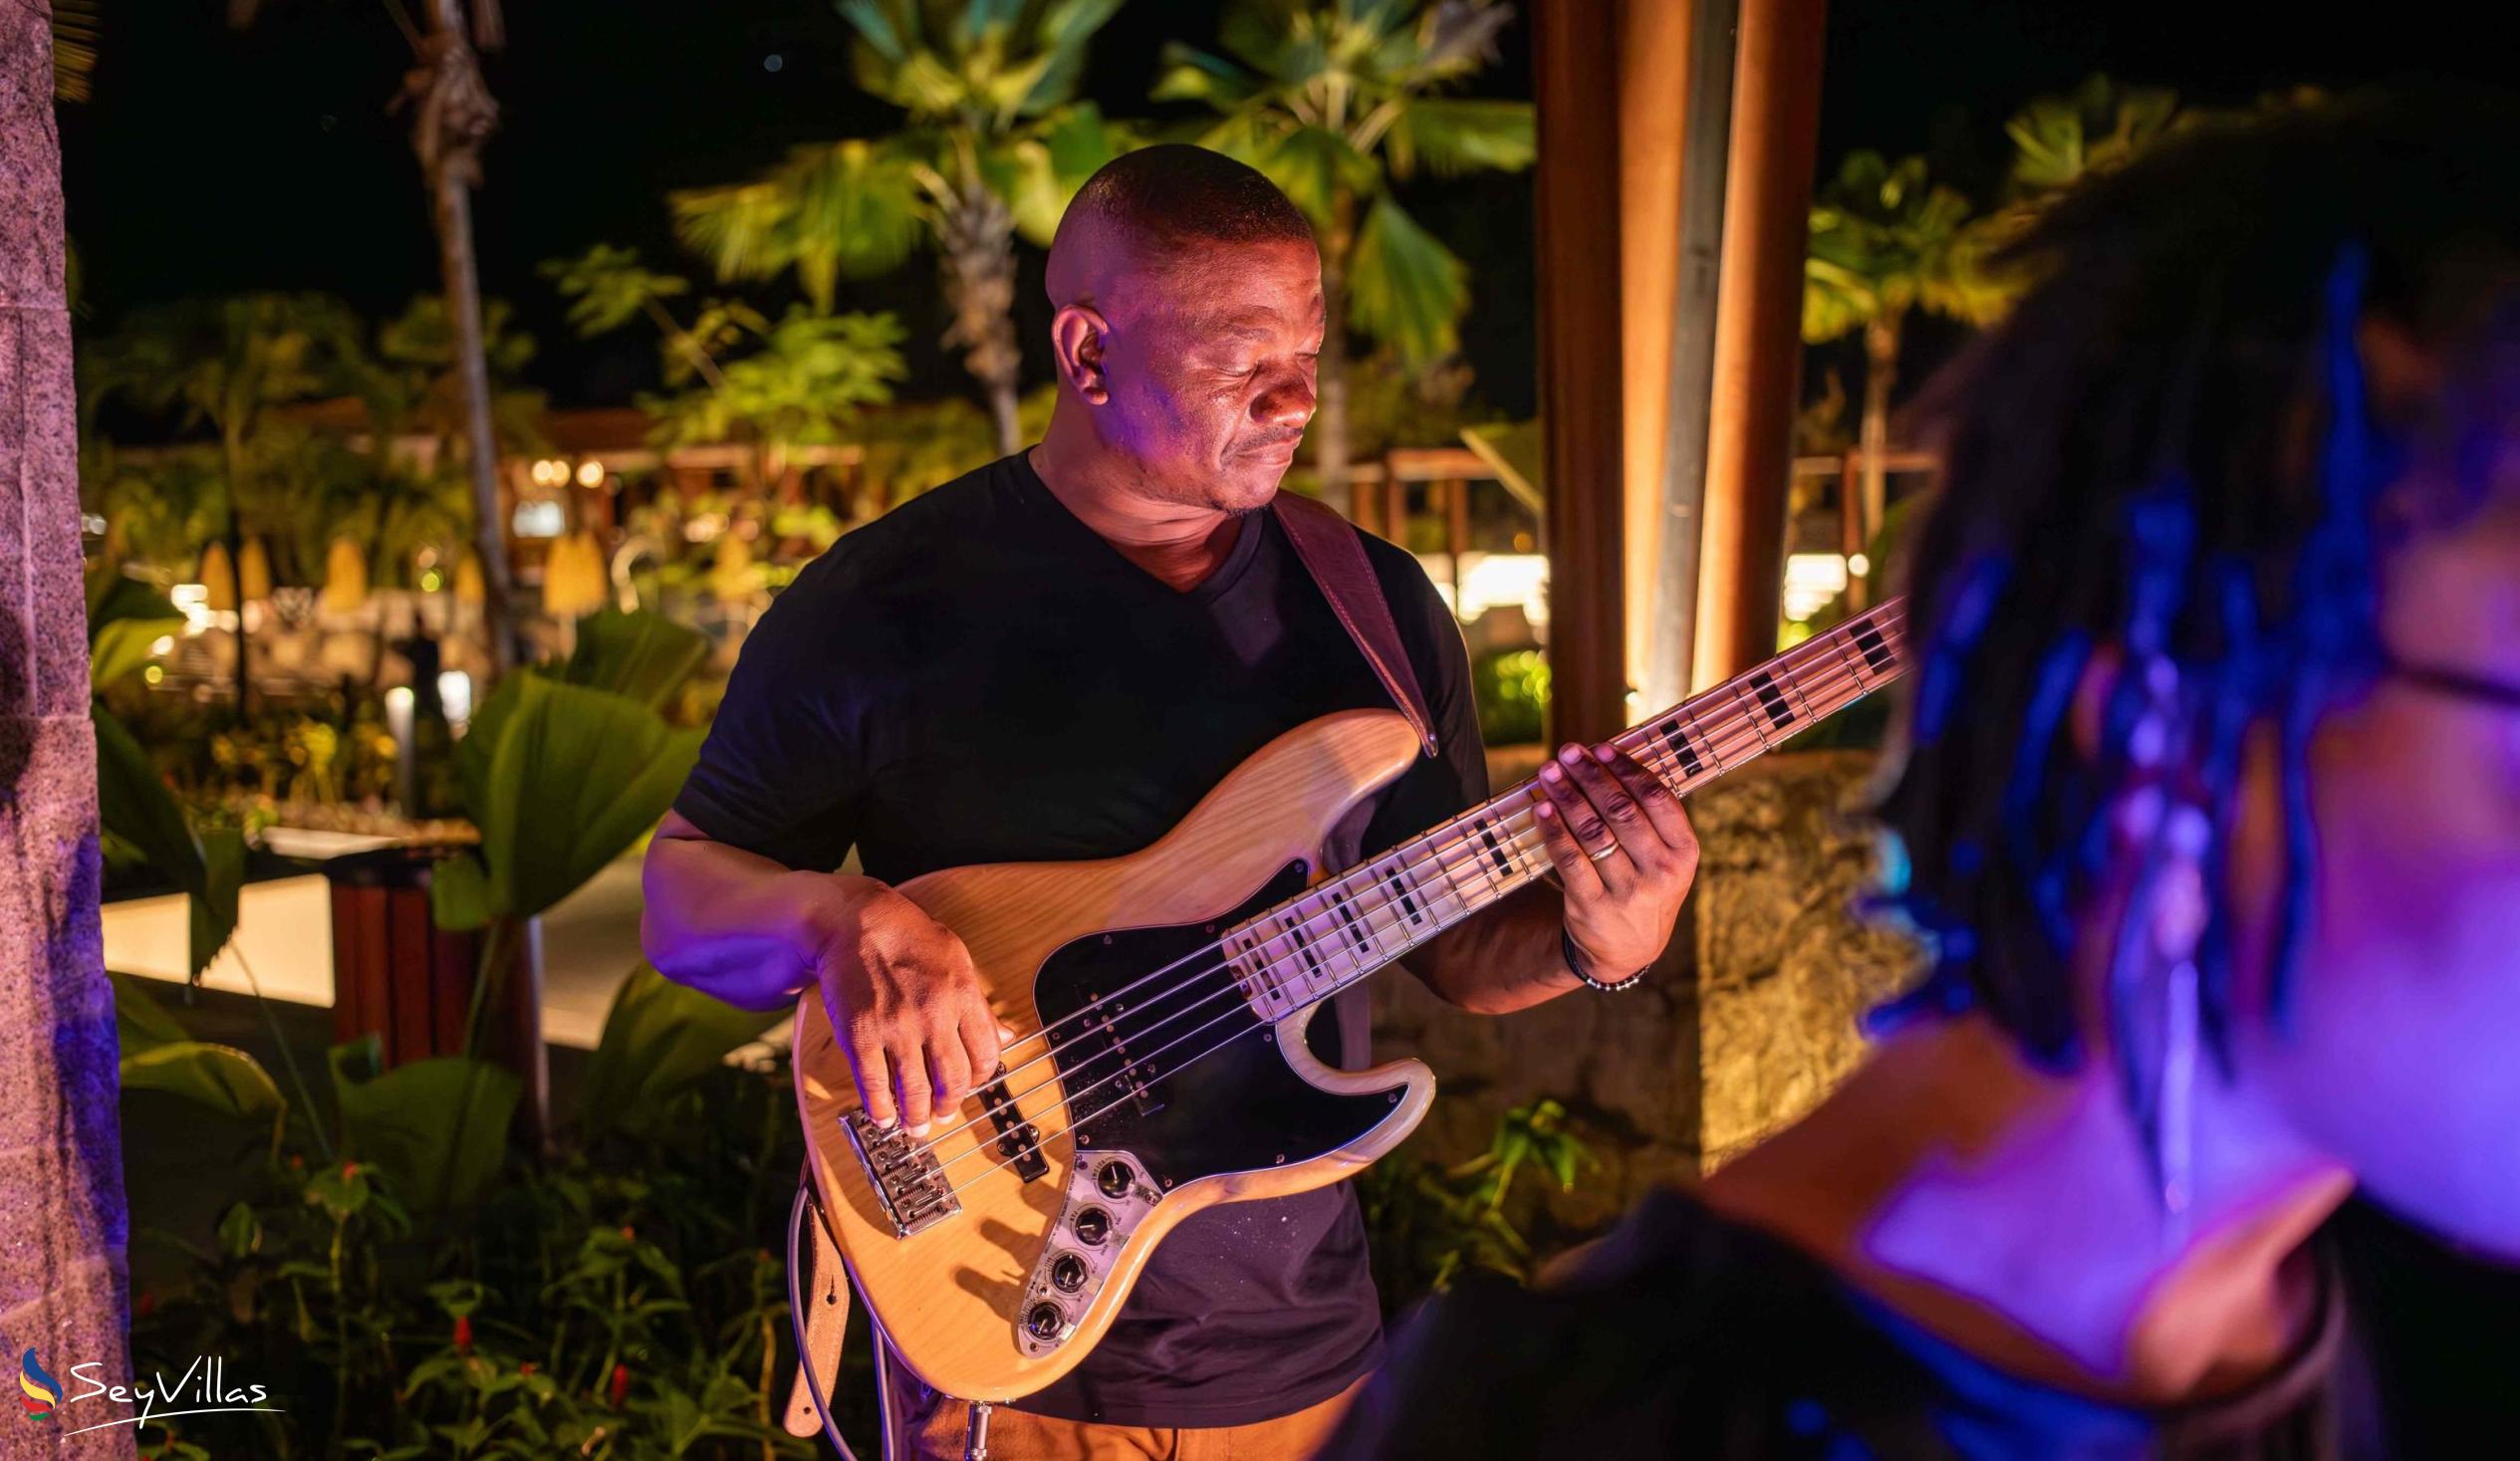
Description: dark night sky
57,0,2508,423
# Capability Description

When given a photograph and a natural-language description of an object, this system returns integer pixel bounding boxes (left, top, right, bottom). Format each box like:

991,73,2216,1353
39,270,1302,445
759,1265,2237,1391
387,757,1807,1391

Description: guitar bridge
841,1110,959,1238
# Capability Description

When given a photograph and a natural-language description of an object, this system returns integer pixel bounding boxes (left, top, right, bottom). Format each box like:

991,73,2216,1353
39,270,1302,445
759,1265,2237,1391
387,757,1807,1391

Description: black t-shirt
673,451,1488,1427
1319,1187,2375,1460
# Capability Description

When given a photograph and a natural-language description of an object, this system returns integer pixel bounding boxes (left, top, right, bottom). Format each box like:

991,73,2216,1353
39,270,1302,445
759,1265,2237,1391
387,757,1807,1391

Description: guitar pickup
841,1110,959,1238
978,1069,1050,1183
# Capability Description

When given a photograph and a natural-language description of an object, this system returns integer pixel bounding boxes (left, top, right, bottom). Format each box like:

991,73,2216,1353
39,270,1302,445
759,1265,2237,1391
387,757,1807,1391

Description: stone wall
1369,750,1918,1228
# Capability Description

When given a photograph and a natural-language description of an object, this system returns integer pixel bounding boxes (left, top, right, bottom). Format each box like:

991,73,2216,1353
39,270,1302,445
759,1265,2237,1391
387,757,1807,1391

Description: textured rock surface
1371,750,1918,1228
1692,750,1920,1167
0,7,134,1450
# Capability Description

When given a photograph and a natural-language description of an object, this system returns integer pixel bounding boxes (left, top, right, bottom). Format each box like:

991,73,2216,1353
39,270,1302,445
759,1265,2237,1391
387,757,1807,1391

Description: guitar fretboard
1223,599,1908,1017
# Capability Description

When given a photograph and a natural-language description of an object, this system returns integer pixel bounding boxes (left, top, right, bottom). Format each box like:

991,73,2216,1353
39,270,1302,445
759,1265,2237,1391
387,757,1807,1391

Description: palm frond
1382,97,1533,179
53,0,101,104
1347,193,1466,365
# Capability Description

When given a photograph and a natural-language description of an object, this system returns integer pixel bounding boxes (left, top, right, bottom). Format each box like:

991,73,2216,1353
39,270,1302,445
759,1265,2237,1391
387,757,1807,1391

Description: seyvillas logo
19,1350,61,1419
7,1346,282,1436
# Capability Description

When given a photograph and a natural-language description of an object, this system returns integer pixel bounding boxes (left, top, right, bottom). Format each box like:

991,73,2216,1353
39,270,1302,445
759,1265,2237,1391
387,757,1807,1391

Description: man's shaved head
1047,144,1316,310
1039,144,1326,512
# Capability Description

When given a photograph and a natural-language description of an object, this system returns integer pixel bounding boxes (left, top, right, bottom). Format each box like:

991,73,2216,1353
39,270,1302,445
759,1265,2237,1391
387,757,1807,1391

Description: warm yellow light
576,460,605,488
453,554,486,608
1848,552,1872,579
418,568,445,593
239,537,273,601
198,544,236,612
322,537,372,614
142,664,163,685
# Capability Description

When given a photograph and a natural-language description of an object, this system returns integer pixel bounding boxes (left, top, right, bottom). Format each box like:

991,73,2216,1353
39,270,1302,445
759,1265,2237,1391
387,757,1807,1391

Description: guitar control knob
1096,1160,1135,1198
1024,1303,1065,1342
1072,1207,1112,1246
1050,1253,1088,1294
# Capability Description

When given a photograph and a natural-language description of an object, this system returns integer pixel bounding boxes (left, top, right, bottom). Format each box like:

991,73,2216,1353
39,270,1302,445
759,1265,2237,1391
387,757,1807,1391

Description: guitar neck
1221,599,1910,1019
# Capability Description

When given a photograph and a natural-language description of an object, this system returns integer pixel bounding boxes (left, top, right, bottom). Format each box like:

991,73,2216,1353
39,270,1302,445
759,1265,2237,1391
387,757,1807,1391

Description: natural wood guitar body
792,709,1438,1403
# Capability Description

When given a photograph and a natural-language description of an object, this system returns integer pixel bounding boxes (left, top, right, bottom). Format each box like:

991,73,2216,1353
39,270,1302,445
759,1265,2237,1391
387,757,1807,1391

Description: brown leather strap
1271,491,1439,758
785,1181,853,1440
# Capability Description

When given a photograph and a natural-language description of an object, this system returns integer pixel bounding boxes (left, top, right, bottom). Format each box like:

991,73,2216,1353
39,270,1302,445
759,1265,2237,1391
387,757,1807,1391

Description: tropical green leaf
1257,125,1376,233
1382,98,1534,179
428,850,494,932
577,965,787,1140
90,616,177,690
86,569,179,636
1149,42,1263,109
476,676,703,920
554,608,708,710
111,970,195,1056
190,826,246,980
335,1055,520,1214
94,704,240,979
1347,193,1467,364
121,1040,286,1138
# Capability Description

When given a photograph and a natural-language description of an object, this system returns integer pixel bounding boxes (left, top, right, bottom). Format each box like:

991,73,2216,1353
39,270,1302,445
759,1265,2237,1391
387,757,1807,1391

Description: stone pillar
0,5,134,1451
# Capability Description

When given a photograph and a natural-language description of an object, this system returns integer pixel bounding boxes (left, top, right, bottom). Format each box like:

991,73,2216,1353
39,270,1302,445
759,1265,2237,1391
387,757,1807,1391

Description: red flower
607,1362,630,1408
342,1161,361,1179
518,1362,536,1377
453,1315,473,1355
619,1225,634,1243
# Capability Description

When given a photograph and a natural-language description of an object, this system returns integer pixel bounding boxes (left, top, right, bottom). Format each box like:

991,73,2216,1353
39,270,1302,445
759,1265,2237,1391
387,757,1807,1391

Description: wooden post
1647,0,1740,706
1693,0,1827,686
1533,0,1630,747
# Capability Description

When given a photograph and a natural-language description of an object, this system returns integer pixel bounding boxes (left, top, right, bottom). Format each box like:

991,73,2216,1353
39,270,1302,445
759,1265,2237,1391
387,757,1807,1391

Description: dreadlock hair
1872,85,2520,1077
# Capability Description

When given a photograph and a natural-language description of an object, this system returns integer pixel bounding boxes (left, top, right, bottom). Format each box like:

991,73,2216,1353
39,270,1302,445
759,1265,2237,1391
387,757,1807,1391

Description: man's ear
1050,304,1112,404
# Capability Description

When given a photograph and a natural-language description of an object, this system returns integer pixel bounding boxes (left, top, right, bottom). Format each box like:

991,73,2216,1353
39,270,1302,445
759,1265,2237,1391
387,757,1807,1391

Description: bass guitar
791,598,1907,1404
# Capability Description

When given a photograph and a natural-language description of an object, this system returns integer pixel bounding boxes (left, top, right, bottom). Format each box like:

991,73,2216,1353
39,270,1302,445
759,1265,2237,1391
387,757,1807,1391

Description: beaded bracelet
1562,927,1645,992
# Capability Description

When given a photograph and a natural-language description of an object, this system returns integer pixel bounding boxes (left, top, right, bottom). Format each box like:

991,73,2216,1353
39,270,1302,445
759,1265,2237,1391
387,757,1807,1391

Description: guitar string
885,609,1908,1167
920,641,1901,1197
908,626,1908,1190
883,600,1910,1141
878,610,1908,1163
928,600,1907,1112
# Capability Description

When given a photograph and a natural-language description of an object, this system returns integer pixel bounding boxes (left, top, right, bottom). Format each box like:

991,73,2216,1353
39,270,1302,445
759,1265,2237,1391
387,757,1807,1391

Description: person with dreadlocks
1317,87,2520,1459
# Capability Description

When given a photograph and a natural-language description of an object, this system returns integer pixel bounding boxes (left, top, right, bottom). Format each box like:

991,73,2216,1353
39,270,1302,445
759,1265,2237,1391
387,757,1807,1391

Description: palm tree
2001,74,2181,204
1155,0,1533,508
672,0,1132,455
88,294,362,713
225,0,520,678
1802,152,2013,548
544,244,909,493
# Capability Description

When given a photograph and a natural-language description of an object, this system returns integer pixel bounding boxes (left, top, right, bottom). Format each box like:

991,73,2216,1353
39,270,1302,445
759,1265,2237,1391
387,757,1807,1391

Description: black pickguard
1025,861,1406,1188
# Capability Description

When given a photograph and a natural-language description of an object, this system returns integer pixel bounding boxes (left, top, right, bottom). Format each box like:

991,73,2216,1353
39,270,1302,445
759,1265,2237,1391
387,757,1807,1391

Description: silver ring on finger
1586,841,1619,861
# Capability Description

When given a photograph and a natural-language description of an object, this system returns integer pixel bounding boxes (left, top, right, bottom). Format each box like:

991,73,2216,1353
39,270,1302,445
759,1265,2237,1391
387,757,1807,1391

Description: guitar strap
1269,490,1441,758
787,494,1442,1457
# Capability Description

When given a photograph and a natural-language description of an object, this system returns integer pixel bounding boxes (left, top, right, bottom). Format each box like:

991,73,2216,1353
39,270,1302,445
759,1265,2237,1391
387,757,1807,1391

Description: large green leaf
94,704,241,979
476,675,703,920
554,607,708,711
1347,193,1467,365
112,970,195,1056
90,617,177,690
121,1041,286,1148
335,1055,520,1214
577,964,787,1140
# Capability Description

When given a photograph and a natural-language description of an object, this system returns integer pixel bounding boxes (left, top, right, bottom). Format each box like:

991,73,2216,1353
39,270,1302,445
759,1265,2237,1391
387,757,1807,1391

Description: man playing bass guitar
640,144,1696,1461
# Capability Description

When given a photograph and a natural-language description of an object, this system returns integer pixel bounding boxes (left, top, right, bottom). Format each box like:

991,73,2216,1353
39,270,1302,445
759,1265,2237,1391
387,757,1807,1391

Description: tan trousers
910,1377,1364,1461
